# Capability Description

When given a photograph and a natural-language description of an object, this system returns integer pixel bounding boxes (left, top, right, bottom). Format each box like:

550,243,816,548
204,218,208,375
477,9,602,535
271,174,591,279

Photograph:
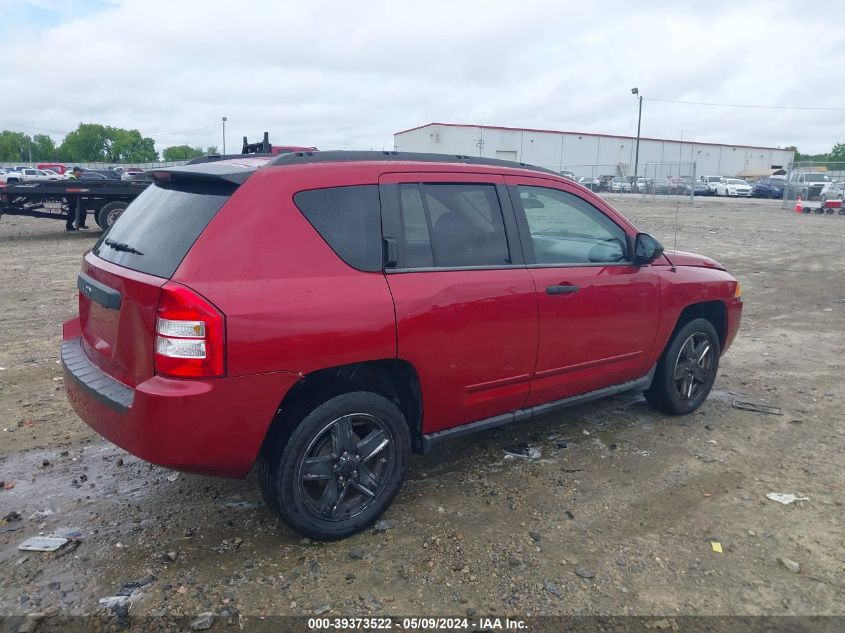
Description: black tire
262,390,410,540
644,318,720,415
96,201,128,229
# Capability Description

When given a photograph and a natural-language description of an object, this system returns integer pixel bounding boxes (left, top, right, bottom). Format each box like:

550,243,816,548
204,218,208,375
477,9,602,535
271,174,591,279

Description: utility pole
631,88,642,189
222,117,227,154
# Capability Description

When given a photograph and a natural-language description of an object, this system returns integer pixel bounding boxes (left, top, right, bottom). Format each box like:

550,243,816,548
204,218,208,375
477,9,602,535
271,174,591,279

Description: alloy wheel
297,413,395,521
672,332,715,401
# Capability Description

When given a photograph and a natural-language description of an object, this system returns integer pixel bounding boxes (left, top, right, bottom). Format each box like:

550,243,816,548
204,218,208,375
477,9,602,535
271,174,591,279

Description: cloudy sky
1,0,843,155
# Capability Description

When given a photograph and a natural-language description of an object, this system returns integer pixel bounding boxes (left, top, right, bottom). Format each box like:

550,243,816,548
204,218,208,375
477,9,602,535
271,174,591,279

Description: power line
0,121,70,135
146,124,220,137
644,97,845,112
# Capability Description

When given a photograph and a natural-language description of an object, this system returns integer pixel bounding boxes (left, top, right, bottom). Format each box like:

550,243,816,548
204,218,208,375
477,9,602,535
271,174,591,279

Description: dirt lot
0,196,843,624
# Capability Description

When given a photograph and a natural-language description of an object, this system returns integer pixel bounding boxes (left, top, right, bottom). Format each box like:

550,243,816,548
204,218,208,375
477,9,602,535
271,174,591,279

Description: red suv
62,152,742,540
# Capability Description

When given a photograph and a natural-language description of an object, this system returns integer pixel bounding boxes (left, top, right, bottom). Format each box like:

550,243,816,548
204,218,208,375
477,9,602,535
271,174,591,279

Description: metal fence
536,161,698,202
780,160,845,210
0,160,189,170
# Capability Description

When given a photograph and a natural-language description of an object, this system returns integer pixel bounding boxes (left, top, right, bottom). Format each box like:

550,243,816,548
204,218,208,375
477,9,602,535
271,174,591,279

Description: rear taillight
154,282,224,378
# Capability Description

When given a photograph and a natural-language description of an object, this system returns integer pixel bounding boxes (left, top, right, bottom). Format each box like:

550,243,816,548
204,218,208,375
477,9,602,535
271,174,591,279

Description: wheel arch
672,300,728,351
261,359,425,458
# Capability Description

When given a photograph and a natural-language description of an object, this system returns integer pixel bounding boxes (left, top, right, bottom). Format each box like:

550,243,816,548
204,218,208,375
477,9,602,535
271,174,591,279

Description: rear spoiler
149,159,264,186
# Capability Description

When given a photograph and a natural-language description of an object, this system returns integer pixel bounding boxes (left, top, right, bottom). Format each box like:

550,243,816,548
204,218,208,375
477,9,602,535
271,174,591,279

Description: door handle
546,284,579,295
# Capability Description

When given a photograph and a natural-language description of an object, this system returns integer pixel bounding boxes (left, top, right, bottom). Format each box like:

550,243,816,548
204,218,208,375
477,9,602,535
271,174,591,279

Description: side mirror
634,233,664,265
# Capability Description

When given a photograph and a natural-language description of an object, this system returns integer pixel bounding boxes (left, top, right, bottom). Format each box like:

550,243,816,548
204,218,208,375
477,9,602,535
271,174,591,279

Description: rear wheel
645,318,720,415
96,201,128,229
261,390,410,540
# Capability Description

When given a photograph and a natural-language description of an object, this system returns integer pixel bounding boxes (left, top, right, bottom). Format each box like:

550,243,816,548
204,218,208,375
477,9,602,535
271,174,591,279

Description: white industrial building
393,122,794,179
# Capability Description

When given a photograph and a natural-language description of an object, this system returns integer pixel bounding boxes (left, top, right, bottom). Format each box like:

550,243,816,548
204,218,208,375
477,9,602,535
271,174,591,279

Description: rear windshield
93,180,234,278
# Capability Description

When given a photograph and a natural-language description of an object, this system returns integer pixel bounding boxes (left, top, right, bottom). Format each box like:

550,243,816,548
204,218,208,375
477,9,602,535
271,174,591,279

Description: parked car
609,176,632,193
785,172,832,201
37,163,67,176
577,176,602,192
700,176,725,194
121,168,145,180
599,175,616,190
678,178,710,196
560,170,576,181
820,181,844,203
61,151,742,540
752,177,786,199
78,171,109,181
716,178,752,197
4,167,53,183
646,178,673,195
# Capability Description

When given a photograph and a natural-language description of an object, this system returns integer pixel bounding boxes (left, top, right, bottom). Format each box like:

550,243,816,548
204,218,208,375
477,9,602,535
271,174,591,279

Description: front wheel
645,318,720,415
262,390,410,540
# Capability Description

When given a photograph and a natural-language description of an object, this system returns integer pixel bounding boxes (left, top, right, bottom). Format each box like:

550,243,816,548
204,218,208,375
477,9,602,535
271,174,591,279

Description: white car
716,178,752,197
700,175,725,194
3,167,54,183
819,181,843,202
609,176,632,193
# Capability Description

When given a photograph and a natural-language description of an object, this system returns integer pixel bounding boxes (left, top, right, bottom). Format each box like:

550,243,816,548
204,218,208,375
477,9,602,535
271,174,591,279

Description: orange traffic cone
794,194,802,213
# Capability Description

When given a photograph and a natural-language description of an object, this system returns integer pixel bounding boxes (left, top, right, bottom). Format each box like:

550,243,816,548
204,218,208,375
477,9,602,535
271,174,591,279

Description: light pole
631,87,642,190
221,117,227,154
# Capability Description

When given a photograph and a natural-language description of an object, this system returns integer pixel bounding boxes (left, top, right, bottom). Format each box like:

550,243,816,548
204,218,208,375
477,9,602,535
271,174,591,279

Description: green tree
829,143,845,163
162,145,206,161
206,145,218,155
32,134,58,161
0,130,32,161
58,123,157,162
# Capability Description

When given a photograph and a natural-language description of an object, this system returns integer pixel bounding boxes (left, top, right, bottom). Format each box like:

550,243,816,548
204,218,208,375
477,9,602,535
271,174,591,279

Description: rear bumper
62,333,301,478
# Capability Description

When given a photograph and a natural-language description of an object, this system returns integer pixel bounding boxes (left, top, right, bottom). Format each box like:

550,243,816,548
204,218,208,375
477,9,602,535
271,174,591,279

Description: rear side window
92,180,234,278
396,183,511,268
294,185,382,272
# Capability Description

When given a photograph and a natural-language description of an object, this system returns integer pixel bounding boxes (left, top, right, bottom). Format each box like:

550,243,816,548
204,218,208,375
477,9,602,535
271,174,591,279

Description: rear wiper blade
104,238,144,256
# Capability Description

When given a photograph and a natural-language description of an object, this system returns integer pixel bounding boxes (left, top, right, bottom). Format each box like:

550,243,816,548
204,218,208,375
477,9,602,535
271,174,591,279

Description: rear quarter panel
172,166,397,379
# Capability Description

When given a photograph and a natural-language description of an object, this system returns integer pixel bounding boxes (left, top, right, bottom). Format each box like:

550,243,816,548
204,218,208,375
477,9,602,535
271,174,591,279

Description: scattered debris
0,511,22,533
2,511,21,523
190,612,215,630
348,547,365,560
166,472,180,482
697,454,720,464
529,531,542,543
2,481,14,490
731,399,783,415
504,443,541,460
544,580,561,597
28,509,54,520
778,557,800,573
116,576,156,596
98,595,132,610
574,565,595,579
645,619,677,631
18,536,69,552
313,605,331,616
711,541,723,553
766,493,809,505
555,441,568,449
372,519,395,534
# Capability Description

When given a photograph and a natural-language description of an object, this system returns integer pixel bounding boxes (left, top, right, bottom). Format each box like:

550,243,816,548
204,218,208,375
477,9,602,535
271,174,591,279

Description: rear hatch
77,165,254,387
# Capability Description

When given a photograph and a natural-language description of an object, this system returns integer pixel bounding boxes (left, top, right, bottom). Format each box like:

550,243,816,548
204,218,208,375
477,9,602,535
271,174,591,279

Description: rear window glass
92,180,234,278
293,185,382,272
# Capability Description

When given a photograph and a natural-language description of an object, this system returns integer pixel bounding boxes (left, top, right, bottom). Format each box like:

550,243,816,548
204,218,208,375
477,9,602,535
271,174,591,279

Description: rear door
78,179,235,387
505,176,661,406
379,172,537,434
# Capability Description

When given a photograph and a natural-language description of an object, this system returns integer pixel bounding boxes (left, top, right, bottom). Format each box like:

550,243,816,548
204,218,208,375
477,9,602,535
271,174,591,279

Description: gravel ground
0,195,843,625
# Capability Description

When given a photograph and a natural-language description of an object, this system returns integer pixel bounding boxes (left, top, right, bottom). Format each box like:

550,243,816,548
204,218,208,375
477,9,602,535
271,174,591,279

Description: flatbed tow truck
0,134,314,229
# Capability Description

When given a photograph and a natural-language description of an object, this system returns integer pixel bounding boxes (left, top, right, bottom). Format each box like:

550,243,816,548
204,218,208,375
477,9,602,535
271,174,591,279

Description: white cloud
0,0,842,155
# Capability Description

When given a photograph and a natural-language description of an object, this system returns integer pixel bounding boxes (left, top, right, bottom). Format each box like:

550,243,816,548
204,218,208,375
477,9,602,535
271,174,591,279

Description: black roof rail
265,150,560,176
